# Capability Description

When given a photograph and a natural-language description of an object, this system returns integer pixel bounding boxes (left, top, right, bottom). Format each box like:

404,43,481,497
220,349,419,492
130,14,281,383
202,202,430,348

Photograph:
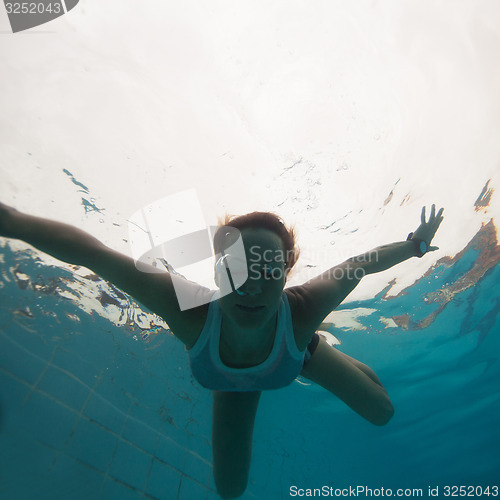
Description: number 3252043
5,3,62,14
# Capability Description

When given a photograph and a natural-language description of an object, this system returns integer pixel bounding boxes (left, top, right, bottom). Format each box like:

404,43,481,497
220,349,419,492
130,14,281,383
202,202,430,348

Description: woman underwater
0,201,443,498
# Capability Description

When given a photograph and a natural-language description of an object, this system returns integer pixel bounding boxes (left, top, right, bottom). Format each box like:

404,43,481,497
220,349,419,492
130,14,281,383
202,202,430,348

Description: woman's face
218,228,288,330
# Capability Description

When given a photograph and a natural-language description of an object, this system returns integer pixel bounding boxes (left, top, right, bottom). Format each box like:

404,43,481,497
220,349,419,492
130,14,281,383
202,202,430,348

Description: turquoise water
0,220,499,499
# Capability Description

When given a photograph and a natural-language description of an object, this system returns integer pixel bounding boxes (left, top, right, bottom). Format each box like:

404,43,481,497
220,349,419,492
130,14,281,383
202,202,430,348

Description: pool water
1,216,498,499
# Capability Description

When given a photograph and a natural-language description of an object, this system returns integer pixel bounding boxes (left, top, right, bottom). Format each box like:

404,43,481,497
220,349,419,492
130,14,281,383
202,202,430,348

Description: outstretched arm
1,202,113,269
291,205,444,330
347,204,444,275
0,202,205,347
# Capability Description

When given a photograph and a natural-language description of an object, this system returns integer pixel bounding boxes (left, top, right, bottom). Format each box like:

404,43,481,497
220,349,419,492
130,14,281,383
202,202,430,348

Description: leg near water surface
301,336,394,426
212,390,262,499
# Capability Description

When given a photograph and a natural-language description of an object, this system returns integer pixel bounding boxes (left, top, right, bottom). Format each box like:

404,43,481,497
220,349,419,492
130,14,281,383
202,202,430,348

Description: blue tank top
186,292,306,391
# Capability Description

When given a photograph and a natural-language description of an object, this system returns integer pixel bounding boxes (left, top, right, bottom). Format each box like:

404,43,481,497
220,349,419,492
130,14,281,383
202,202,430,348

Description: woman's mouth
236,304,265,313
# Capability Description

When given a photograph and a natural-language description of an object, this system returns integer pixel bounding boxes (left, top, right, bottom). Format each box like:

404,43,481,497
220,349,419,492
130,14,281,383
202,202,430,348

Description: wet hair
213,211,300,272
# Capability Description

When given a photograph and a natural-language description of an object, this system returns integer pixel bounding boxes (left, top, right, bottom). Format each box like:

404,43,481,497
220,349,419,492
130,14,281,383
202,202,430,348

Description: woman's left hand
411,204,444,251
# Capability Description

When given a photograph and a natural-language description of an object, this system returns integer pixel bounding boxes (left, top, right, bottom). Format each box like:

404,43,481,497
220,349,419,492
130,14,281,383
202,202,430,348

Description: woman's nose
237,276,262,296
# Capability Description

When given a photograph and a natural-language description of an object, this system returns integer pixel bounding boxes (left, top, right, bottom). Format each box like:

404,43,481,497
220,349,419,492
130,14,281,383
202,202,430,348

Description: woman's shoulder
175,300,211,350
284,287,318,351
283,287,300,312
170,288,216,350
283,285,310,315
